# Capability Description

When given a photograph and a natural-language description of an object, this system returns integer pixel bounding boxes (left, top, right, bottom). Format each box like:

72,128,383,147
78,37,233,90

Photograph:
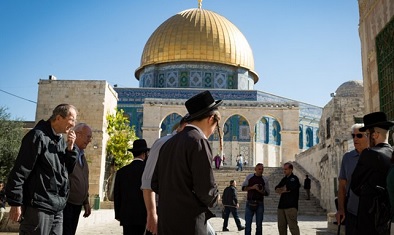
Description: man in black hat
152,90,222,235
350,112,394,235
114,139,152,235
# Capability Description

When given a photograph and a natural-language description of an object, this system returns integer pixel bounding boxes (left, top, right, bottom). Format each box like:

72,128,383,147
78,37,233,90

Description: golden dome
135,8,258,83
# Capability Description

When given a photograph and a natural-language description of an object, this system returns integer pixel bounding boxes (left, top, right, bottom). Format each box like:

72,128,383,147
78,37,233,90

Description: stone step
213,166,326,216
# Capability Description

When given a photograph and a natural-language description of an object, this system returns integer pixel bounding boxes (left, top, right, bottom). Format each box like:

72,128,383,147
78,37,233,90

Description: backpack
370,185,391,234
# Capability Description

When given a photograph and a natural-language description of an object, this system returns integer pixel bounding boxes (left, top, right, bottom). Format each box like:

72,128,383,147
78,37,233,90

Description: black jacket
6,120,77,213
275,173,301,210
222,185,238,207
114,159,147,226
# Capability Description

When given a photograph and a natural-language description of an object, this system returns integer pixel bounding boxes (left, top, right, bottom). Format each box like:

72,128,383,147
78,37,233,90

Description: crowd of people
1,92,394,235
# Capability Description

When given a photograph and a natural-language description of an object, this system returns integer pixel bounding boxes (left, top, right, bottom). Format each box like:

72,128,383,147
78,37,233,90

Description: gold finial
198,0,202,9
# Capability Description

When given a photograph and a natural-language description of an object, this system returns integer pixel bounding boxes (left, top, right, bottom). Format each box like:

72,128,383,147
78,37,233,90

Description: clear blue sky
0,0,362,121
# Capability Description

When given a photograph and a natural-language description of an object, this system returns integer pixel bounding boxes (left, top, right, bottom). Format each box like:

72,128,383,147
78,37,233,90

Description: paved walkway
0,210,330,235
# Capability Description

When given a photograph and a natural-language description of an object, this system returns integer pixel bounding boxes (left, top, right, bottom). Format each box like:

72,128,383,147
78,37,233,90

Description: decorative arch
255,117,269,144
306,127,313,148
272,120,281,145
222,114,250,142
160,113,183,137
299,125,304,149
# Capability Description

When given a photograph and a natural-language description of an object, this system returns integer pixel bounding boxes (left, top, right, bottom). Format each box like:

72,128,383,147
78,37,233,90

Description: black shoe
222,228,229,231
238,226,245,231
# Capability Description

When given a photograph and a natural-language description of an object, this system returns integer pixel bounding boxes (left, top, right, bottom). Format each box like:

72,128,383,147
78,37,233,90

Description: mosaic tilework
138,63,254,90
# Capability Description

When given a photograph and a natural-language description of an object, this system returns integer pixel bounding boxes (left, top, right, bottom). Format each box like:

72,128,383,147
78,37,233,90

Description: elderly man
335,123,369,234
6,104,78,235
152,90,222,235
63,123,93,235
351,112,394,234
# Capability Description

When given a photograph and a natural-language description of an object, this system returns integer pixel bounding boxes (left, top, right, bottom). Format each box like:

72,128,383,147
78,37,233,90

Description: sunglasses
351,133,365,139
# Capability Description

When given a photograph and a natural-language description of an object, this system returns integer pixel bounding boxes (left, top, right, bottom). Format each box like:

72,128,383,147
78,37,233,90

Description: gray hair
74,123,90,132
351,123,364,133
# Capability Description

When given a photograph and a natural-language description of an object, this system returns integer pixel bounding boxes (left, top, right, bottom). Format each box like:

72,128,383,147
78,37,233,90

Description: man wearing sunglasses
350,112,394,234
335,123,369,234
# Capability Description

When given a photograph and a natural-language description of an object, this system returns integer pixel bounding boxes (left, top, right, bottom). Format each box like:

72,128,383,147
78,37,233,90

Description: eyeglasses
351,133,365,139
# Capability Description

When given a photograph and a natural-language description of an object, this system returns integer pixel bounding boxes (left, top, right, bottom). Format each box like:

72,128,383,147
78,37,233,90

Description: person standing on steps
242,163,270,235
221,180,245,232
303,175,311,200
236,154,244,171
275,162,301,235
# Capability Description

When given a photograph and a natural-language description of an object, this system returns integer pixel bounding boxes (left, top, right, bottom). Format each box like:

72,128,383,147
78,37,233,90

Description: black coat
114,159,147,227
152,126,218,235
275,173,300,210
350,143,393,235
5,120,77,213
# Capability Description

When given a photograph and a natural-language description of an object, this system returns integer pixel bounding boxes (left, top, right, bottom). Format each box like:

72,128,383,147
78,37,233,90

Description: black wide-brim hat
185,90,222,122
128,139,150,153
359,111,394,131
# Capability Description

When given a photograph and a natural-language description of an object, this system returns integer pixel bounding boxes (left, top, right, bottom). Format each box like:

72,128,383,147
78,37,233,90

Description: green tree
0,107,24,181
106,108,137,169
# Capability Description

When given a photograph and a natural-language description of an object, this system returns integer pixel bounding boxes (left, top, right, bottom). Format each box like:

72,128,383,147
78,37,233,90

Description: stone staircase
212,166,326,216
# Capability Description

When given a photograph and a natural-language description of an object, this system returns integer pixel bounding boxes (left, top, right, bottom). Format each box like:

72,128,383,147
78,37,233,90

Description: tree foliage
106,108,137,170
0,107,24,181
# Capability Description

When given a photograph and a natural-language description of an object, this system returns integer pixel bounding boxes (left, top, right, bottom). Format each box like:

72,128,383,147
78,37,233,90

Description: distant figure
63,123,93,235
114,139,151,235
213,154,222,169
5,104,78,234
236,154,244,171
221,180,245,232
350,112,393,234
242,163,270,235
303,175,311,200
0,181,5,222
275,162,301,235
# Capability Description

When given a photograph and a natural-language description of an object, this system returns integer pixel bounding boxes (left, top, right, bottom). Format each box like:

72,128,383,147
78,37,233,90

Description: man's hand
9,206,22,222
335,209,345,224
83,203,91,218
146,212,158,234
67,130,76,151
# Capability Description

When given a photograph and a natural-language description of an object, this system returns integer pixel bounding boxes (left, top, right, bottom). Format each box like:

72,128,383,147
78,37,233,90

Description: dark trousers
123,225,153,235
222,206,242,229
345,212,357,235
63,202,82,235
19,206,63,235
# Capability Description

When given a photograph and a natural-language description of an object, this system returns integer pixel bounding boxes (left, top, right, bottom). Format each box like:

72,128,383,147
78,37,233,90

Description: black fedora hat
128,139,150,153
185,90,222,122
359,111,394,131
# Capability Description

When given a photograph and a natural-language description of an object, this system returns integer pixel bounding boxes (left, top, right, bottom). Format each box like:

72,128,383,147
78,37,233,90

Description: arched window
160,113,182,137
272,120,281,146
306,127,313,148
299,126,304,149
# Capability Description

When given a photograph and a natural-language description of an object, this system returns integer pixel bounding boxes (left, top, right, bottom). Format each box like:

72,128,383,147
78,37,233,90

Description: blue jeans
245,201,264,235
236,162,243,171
